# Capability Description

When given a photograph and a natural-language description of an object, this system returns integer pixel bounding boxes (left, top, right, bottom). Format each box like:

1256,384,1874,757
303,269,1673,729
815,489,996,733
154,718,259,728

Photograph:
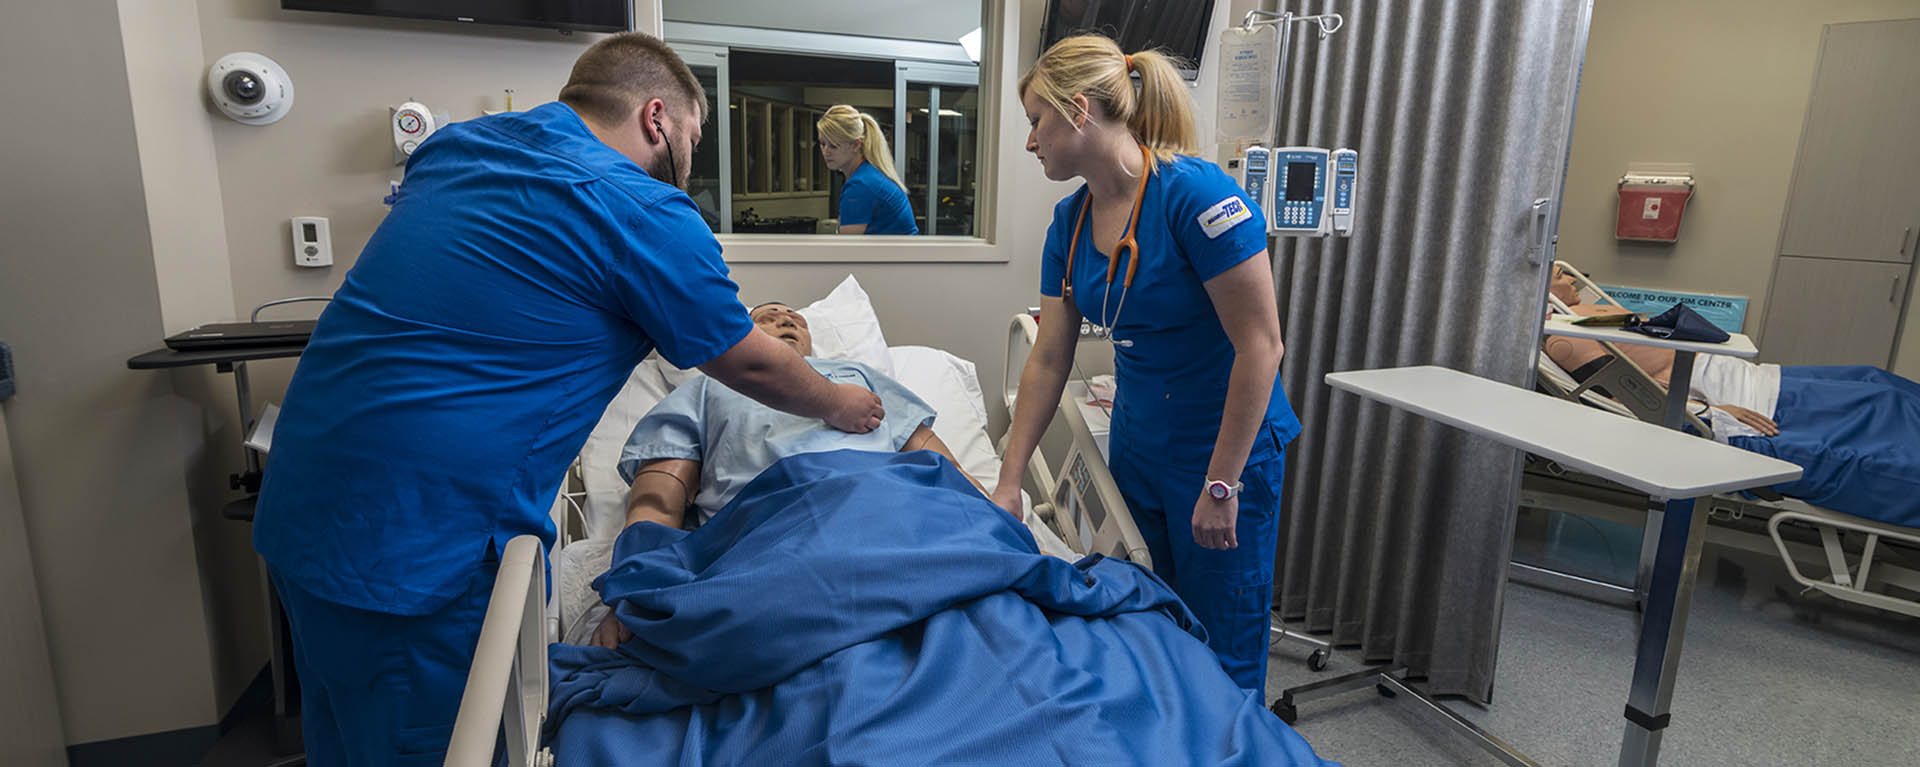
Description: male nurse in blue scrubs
252,33,885,765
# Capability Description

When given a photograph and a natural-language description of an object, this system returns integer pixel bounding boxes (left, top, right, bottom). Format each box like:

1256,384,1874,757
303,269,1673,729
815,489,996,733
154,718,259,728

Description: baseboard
67,726,218,767
67,665,276,767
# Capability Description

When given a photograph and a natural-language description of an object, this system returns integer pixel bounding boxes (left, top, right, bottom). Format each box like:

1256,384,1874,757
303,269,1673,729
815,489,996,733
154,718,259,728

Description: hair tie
1123,54,1134,72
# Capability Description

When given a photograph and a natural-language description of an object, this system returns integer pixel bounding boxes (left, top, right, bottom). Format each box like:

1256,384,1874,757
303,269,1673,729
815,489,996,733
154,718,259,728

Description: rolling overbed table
1302,366,1800,767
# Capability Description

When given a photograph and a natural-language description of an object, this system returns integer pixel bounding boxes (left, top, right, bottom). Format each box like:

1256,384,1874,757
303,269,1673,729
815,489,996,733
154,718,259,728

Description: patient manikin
1544,267,1782,436
587,303,989,647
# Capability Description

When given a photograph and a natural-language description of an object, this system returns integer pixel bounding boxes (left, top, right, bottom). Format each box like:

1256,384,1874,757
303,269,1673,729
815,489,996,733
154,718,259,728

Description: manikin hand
588,610,632,650
1714,405,1779,436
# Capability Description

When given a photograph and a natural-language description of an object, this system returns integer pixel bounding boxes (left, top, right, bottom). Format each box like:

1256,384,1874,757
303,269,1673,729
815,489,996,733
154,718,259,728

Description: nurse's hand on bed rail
1193,494,1239,550
588,610,631,649
1715,404,1779,437
989,483,1023,517
825,383,886,433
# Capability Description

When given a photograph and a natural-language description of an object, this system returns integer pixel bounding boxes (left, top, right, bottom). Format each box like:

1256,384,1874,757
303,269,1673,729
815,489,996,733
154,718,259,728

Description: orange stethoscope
1063,144,1153,348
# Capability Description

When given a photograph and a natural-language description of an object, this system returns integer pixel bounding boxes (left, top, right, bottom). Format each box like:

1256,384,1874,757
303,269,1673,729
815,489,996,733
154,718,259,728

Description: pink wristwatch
1206,479,1243,501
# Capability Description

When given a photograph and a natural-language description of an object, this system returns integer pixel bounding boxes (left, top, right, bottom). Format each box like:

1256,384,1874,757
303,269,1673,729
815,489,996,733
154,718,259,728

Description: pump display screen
1284,162,1317,202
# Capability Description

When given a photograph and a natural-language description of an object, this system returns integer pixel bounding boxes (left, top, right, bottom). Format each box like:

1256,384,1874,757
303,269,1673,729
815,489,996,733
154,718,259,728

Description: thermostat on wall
291,216,332,268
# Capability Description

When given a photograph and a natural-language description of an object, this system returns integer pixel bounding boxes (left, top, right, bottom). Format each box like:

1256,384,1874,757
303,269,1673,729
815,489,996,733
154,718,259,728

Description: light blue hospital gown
618,358,937,523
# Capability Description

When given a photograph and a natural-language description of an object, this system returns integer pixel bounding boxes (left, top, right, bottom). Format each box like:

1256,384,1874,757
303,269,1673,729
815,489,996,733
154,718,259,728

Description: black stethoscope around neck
1063,144,1152,348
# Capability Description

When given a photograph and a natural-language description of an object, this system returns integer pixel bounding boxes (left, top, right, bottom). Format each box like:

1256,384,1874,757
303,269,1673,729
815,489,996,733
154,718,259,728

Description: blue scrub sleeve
1037,190,1082,299
606,195,755,370
618,380,707,482
839,176,878,228
1169,165,1269,282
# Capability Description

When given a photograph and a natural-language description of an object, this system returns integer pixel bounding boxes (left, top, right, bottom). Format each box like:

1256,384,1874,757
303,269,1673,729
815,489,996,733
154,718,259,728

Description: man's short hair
559,32,709,128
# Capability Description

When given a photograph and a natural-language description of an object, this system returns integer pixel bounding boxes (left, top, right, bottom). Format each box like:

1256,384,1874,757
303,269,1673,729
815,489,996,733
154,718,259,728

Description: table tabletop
1324,366,1800,497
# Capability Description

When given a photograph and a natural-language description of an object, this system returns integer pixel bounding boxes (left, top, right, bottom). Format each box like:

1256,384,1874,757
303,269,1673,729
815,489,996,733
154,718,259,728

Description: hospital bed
441,282,1165,765
1529,262,1920,619
445,287,1336,764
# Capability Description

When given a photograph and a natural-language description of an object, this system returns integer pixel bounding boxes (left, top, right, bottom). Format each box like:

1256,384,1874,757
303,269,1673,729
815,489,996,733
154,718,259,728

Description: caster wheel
1271,701,1298,724
1307,648,1329,672
1376,683,1396,699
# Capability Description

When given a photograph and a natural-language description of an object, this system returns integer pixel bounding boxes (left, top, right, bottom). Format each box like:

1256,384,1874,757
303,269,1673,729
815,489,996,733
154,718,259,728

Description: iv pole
1237,9,1344,144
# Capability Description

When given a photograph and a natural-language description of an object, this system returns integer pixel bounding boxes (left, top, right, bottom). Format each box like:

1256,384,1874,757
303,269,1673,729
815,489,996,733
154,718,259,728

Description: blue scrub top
839,162,918,235
254,102,756,615
1040,154,1302,468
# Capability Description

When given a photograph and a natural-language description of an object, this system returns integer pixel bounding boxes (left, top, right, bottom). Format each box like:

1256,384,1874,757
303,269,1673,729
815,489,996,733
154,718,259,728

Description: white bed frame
1530,262,1920,619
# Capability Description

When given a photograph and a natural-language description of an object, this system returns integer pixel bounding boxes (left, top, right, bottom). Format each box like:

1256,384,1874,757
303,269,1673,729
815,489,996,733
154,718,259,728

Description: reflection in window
669,36,980,237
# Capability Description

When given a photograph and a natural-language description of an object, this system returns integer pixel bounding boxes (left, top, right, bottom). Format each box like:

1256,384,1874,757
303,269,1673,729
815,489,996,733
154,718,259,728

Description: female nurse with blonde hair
817,105,918,235
991,35,1301,699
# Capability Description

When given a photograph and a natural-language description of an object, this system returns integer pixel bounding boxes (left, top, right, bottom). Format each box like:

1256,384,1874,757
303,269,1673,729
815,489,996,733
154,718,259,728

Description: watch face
1209,482,1228,500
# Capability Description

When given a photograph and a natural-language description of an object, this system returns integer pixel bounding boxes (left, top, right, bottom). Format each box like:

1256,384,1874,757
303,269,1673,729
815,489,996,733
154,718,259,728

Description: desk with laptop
128,301,325,766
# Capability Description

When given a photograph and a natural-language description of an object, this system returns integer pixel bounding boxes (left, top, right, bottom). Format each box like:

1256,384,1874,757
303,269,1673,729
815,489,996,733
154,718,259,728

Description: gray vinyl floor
1266,541,1920,767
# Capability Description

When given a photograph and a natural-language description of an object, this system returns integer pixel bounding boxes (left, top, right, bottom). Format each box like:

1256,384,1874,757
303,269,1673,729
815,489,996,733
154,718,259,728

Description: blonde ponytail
1017,35,1199,165
817,105,905,191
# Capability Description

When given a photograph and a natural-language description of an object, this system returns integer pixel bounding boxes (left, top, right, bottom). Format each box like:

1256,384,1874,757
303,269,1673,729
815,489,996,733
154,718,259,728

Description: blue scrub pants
1109,439,1285,700
271,555,497,766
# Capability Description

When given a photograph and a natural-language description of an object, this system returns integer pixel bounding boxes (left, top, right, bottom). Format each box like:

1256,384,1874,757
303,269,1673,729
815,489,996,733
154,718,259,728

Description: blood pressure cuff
1626,303,1729,343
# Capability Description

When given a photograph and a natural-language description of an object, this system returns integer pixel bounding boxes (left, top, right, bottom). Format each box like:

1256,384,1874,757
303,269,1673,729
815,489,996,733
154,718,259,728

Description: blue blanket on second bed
547,449,1335,766
1731,366,1920,528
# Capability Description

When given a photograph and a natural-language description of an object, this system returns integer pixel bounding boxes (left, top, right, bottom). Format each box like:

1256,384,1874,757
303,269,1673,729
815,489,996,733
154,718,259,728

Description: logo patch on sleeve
1197,196,1251,239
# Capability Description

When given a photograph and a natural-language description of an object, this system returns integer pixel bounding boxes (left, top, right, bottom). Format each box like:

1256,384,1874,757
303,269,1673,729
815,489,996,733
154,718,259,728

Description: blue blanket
547,449,1335,766
1731,366,1920,528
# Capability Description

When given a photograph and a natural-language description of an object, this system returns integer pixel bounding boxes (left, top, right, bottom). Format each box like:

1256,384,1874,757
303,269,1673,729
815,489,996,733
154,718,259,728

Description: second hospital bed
1529,262,1920,619
445,294,1329,765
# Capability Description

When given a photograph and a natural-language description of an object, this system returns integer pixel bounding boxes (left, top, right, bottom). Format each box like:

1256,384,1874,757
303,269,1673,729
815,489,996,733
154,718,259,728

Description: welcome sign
1598,285,1748,333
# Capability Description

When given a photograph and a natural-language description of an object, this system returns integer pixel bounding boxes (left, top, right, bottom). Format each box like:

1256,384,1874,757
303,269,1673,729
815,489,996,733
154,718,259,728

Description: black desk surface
127,343,307,370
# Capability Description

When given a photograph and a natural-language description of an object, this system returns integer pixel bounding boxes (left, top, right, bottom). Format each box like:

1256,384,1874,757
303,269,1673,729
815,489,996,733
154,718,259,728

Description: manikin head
751,302,812,356
1550,265,1581,306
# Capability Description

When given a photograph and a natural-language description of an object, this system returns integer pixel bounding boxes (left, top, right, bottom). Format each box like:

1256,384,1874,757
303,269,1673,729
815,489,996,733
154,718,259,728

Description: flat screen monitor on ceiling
282,0,631,34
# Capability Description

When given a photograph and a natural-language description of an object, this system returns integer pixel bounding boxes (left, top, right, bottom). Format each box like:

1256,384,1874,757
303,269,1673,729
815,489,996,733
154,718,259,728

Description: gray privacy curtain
1267,0,1589,702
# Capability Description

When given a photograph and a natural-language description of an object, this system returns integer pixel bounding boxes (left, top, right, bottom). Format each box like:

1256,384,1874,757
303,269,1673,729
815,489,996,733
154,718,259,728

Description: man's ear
640,97,668,143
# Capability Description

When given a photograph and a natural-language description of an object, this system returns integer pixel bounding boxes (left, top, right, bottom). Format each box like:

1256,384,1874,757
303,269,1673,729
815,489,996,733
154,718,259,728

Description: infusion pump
1233,145,1357,237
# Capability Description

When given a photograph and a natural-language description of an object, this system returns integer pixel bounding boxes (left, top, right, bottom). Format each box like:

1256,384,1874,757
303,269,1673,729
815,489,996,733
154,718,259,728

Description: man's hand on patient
1715,405,1779,436
825,383,886,433
588,611,631,649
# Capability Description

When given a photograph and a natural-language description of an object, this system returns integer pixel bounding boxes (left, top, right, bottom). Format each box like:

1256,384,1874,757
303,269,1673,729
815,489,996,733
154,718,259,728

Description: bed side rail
446,535,551,767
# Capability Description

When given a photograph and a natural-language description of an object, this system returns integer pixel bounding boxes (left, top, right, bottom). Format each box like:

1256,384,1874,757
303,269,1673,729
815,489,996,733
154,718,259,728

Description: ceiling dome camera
207,52,294,126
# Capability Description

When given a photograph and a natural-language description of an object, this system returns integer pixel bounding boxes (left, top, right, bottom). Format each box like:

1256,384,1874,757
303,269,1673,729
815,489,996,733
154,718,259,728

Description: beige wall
1561,0,1920,371
191,0,1156,428
0,0,224,745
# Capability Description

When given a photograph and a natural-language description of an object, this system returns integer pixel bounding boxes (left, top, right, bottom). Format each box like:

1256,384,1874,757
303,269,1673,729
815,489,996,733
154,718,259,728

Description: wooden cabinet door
1759,256,1910,366
1778,20,1920,264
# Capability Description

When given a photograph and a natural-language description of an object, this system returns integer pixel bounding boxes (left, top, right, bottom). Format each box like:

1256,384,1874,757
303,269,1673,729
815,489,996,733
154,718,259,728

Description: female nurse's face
1022,89,1089,183
819,133,859,175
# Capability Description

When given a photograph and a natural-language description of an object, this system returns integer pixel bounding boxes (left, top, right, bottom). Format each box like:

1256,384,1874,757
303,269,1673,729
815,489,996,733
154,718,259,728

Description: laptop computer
165,320,317,351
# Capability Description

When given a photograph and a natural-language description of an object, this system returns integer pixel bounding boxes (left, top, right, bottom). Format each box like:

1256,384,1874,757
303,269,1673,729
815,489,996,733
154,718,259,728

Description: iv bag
1214,24,1278,145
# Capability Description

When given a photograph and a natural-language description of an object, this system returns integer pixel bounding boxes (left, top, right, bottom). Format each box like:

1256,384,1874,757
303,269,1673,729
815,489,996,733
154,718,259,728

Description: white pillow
798,275,895,376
